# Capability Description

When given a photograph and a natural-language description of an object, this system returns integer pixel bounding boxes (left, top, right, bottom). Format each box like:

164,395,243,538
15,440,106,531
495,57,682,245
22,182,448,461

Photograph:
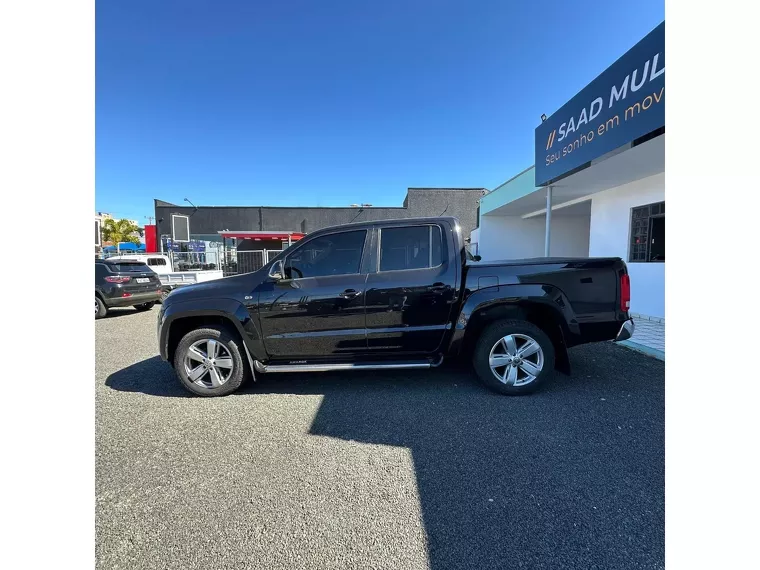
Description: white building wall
589,172,665,318
469,228,480,255
478,214,590,260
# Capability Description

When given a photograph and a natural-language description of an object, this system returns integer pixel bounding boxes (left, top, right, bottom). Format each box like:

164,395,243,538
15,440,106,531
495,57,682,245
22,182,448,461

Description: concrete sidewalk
620,314,665,360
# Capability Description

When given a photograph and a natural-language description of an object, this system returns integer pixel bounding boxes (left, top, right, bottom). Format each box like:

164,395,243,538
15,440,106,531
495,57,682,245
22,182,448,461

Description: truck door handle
340,289,361,299
430,284,448,293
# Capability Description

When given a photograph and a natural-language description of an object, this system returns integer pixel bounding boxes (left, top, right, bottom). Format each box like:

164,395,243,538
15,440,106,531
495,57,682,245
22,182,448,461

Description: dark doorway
649,215,665,261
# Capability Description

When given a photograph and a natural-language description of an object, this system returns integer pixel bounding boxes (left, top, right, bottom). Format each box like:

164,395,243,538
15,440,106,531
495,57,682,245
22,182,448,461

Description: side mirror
268,259,284,281
473,255,482,261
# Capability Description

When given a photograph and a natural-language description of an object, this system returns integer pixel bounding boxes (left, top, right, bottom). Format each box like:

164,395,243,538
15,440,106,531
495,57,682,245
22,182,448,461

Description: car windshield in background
108,262,150,273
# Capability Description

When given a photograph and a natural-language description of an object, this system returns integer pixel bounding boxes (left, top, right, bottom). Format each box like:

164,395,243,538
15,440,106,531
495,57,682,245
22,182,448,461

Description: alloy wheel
488,333,544,386
183,339,235,389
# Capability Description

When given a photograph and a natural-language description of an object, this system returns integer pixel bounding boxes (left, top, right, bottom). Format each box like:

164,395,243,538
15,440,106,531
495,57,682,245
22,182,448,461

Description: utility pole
146,216,155,225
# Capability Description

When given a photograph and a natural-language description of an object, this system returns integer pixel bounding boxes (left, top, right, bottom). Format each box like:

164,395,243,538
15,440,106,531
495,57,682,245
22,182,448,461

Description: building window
629,201,665,262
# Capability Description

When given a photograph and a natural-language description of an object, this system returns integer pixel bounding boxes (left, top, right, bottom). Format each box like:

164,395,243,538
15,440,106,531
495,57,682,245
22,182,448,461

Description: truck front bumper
615,319,635,342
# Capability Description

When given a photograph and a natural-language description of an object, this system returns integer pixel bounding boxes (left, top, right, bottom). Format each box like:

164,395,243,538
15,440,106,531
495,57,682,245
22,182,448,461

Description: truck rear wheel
472,320,555,395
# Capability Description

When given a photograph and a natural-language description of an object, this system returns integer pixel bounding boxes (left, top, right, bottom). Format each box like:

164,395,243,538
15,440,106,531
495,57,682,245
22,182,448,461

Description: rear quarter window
379,225,444,272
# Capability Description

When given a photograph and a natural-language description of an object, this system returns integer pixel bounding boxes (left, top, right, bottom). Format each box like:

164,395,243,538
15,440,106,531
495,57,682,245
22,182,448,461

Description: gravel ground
96,306,665,570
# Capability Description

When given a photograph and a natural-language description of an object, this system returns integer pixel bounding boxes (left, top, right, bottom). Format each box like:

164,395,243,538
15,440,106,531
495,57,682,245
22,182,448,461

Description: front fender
158,298,266,363
447,283,578,356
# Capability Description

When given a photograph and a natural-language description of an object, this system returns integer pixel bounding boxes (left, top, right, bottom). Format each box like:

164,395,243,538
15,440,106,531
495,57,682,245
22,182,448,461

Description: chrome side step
253,357,442,374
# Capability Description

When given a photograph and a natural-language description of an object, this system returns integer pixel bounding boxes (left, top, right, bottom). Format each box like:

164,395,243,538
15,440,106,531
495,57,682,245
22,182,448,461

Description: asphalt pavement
96,306,665,570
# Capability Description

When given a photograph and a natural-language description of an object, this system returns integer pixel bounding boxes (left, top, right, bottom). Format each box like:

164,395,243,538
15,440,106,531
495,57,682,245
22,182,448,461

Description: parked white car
106,254,224,301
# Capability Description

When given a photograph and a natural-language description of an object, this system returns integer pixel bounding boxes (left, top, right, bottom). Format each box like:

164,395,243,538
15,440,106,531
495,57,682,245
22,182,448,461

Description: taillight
105,276,131,283
620,273,631,312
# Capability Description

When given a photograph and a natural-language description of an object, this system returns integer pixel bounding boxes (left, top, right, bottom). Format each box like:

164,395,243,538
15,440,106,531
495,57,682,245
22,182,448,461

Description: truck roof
312,216,461,235
104,254,167,260
100,257,151,264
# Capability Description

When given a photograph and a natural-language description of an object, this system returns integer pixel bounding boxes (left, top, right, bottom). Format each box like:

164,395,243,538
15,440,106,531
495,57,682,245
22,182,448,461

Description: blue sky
96,0,664,224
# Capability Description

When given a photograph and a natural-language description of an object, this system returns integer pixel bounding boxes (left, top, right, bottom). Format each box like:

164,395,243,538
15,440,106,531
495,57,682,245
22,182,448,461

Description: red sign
144,225,157,253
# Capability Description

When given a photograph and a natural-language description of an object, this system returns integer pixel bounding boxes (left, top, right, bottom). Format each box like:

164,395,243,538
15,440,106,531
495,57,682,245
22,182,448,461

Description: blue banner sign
165,239,206,252
534,21,664,186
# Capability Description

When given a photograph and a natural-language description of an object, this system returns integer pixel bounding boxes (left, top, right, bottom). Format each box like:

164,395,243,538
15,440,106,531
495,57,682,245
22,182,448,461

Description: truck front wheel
173,326,247,397
472,320,555,395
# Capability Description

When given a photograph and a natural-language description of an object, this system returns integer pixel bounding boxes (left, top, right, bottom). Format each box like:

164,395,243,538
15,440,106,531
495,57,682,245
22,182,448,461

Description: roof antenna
439,203,449,216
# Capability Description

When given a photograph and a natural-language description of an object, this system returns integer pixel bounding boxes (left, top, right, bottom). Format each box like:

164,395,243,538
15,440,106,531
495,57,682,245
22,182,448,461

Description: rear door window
379,225,443,272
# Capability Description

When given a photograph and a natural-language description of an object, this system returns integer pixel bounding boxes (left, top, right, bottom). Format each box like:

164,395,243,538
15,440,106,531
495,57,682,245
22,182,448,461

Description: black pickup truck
157,217,634,397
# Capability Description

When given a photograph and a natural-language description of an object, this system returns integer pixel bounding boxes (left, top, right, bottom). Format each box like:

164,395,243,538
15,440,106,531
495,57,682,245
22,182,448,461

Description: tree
102,218,140,246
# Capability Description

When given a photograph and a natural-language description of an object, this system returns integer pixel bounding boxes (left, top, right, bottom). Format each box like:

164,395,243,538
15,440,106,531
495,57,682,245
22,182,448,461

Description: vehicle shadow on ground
253,342,665,569
105,355,192,397
105,343,665,569
99,306,157,319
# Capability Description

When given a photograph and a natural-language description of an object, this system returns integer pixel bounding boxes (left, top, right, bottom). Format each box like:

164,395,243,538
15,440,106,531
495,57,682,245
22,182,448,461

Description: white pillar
544,186,553,257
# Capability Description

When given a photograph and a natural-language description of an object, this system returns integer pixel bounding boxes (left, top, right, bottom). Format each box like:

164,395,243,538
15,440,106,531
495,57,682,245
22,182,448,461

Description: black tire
472,319,555,395
95,295,108,319
173,326,248,397
134,302,156,311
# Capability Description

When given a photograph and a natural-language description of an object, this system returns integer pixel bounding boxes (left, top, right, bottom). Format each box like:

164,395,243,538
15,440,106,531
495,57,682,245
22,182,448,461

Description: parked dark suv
95,259,162,319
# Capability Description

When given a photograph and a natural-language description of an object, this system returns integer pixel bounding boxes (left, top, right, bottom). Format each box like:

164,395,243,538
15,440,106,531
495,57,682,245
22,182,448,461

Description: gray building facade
154,188,485,243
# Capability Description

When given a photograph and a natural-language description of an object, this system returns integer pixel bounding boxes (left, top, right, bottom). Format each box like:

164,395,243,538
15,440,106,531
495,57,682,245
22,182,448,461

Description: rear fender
447,284,575,374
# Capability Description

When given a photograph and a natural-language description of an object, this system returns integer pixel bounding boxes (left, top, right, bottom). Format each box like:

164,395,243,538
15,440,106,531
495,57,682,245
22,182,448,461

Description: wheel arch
452,286,572,375
167,313,242,364
161,301,262,372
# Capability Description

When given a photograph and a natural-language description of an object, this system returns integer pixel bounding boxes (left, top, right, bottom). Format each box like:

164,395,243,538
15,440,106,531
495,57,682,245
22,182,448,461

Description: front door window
285,230,366,279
